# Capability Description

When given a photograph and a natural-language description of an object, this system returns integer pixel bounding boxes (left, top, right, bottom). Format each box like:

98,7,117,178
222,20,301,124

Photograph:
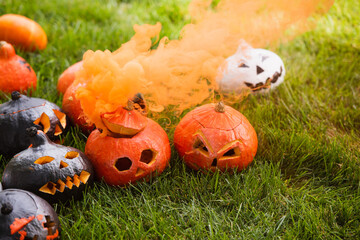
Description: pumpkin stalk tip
26,126,38,137
124,100,134,111
215,102,225,113
11,91,21,101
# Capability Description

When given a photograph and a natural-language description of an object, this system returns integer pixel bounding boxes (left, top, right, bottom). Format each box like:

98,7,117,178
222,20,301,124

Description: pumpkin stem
215,102,226,113
26,126,47,147
11,91,21,101
124,100,134,111
1,203,13,215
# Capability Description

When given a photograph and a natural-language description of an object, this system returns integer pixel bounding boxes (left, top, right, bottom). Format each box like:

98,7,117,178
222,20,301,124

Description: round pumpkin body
0,41,37,94
57,61,83,95
85,118,171,186
0,92,68,157
174,103,258,172
0,14,47,51
62,82,94,133
0,189,60,239
2,127,94,204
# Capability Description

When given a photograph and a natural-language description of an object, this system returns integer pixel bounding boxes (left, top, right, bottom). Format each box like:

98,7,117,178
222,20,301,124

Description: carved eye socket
34,156,55,165
193,138,209,156
65,151,79,159
238,62,249,68
221,147,241,158
33,113,51,134
261,55,269,62
115,157,132,171
139,149,156,165
256,66,264,75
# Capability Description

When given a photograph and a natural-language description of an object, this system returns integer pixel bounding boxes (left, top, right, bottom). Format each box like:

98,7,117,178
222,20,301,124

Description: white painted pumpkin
217,47,285,93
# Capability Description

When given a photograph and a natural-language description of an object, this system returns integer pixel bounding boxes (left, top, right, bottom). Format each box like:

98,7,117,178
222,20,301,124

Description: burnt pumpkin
0,189,60,239
0,41,37,94
2,127,94,204
0,14,47,51
0,91,68,157
57,61,83,95
85,118,170,186
174,102,258,172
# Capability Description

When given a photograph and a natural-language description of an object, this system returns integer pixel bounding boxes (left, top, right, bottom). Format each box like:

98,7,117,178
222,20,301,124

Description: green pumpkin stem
11,91,21,101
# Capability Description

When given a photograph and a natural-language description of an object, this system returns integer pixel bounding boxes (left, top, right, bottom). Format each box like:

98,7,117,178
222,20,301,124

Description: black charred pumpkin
0,188,60,239
2,127,94,204
0,91,68,157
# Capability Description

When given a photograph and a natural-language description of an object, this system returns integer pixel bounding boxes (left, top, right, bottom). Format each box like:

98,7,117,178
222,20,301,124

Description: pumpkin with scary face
0,91,68,157
174,102,257,172
85,114,170,186
217,47,285,93
0,189,60,239
2,127,94,204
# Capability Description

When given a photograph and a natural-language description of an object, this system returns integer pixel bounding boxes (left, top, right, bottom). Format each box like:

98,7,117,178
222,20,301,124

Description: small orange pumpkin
57,61,83,95
85,118,171,186
0,14,47,51
0,41,37,94
174,102,258,172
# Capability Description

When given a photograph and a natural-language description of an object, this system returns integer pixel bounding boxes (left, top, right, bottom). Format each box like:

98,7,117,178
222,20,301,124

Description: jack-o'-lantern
85,117,171,186
2,127,94,204
217,47,285,93
0,41,37,94
174,102,257,172
0,91,68,157
0,189,60,239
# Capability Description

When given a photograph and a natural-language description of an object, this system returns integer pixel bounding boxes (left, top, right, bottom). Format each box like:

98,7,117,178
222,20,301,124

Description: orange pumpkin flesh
100,102,148,137
85,118,171,186
62,82,94,133
0,14,47,51
57,61,83,95
174,102,258,172
0,41,37,94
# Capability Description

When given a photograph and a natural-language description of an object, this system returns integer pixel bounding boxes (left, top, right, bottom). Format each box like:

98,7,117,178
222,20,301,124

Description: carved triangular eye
256,66,264,75
238,62,249,68
261,55,269,62
193,138,209,156
222,147,241,157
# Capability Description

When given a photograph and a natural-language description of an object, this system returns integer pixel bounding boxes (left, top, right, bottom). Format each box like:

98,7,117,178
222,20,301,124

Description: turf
1,0,359,239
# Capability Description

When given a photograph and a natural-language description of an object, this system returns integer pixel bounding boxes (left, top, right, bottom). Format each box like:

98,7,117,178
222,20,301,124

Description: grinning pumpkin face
217,47,285,93
2,127,94,204
0,91,68,157
0,189,60,239
85,118,171,186
174,102,258,172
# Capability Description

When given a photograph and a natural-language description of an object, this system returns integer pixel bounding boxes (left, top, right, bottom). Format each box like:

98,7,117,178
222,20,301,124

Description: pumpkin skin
2,127,94,204
85,118,171,186
174,102,258,172
0,91,68,157
57,61,83,95
0,14,47,51
62,82,95,133
0,41,37,94
0,189,60,239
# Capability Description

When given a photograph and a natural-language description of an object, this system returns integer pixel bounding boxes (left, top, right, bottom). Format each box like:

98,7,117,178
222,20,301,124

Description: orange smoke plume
75,0,334,132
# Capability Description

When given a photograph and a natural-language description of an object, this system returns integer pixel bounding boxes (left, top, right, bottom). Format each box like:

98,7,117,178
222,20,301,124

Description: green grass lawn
1,0,360,239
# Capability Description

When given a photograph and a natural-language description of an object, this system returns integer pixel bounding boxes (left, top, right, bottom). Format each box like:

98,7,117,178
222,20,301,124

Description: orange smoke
75,0,334,131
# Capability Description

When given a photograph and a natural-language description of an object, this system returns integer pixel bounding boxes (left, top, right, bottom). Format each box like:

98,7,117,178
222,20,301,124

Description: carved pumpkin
0,41,37,94
0,189,60,239
174,102,258,172
217,47,285,93
0,92,68,157
0,14,47,51
62,82,95,133
2,127,94,204
57,61,83,95
85,118,171,186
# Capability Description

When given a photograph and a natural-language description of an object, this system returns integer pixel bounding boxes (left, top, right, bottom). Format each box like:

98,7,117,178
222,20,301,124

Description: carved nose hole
115,157,132,171
211,158,217,167
140,149,156,165
59,160,68,169
256,65,264,75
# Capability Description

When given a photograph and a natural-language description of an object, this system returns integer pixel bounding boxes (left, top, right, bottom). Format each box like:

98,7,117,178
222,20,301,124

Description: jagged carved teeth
39,171,91,195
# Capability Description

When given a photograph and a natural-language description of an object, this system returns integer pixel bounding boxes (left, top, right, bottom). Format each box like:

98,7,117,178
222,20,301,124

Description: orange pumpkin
0,14,47,51
0,41,37,94
57,61,83,95
85,118,171,186
174,102,258,172
62,82,94,133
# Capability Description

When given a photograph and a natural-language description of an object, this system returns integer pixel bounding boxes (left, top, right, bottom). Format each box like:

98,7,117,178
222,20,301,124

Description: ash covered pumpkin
0,189,60,239
86,115,170,186
0,91,68,157
174,102,257,172
0,41,37,94
2,127,94,204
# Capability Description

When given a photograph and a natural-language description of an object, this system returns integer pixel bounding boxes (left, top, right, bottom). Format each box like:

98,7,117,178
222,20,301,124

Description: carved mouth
39,171,91,195
244,66,283,92
10,215,59,239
